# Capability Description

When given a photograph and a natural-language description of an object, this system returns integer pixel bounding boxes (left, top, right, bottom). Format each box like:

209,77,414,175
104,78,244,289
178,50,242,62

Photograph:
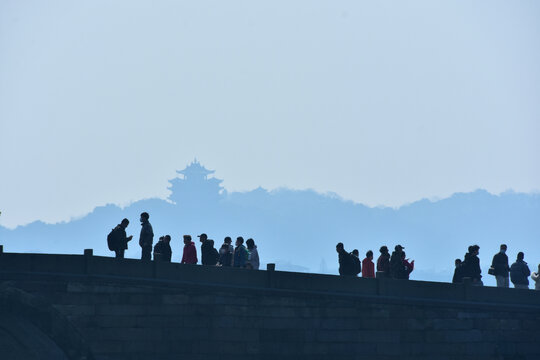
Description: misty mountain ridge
1,160,539,287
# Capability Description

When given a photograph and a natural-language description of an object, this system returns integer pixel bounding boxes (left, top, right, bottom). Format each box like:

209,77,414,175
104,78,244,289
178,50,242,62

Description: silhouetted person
452,259,463,283
233,237,248,268
401,251,414,280
218,237,234,266
336,243,353,276
390,245,406,279
462,245,482,286
138,212,154,261
199,233,215,265
207,239,219,266
362,250,375,278
376,246,390,278
246,238,260,270
531,264,540,290
108,218,133,259
350,249,361,276
181,235,197,264
491,244,509,288
154,235,172,262
510,252,530,289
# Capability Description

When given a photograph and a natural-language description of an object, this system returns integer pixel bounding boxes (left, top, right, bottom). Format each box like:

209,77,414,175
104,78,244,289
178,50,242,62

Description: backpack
107,227,120,251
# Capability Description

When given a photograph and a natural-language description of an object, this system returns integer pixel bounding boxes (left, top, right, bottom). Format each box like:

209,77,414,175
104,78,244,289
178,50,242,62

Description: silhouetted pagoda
168,159,223,204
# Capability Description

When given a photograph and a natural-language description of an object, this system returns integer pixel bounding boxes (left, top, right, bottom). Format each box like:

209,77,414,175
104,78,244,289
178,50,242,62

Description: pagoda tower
167,159,224,205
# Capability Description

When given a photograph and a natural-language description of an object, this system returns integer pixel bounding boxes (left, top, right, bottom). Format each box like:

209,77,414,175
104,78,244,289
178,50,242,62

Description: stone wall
1,251,540,360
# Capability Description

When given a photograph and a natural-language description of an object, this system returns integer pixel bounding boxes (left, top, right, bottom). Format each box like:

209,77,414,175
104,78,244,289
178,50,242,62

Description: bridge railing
1,249,539,307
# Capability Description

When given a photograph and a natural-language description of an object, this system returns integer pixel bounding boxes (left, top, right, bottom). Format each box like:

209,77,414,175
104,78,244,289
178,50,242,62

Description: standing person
452,259,463,283
138,212,154,261
531,264,540,290
401,252,414,279
491,244,510,288
153,235,172,263
390,245,406,279
246,238,260,270
207,239,219,266
218,237,234,266
107,218,133,259
351,250,361,276
181,235,197,264
362,250,375,278
463,245,483,286
376,246,390,278
198,233,214,265
233,237,248,268
336,243,352,276
153,236,165,262
510,252,531,289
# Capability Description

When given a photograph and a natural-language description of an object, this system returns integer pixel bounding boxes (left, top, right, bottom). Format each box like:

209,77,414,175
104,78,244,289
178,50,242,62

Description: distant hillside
1,161,539,286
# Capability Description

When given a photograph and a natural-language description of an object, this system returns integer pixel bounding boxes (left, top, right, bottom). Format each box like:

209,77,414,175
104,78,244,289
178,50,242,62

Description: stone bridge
0,248,539,360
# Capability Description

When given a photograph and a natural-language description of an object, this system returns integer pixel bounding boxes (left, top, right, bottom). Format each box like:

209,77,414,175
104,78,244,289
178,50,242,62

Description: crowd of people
452,244,540,290
107,212,539,290
106,212,260,269
337,243,414,280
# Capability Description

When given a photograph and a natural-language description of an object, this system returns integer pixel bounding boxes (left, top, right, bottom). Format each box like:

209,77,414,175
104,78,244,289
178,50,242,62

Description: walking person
181,235,198,264
107,218,133,259
531,264,540,290
510,252,530,289
138,212,154,261
362,250,375,278
233,237,248,268
376,246,390,278
491,244,510,288
246,238,260,270
218,237,234,266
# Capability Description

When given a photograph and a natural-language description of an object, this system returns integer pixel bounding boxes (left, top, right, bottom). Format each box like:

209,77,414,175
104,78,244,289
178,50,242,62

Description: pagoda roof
177,159,215,176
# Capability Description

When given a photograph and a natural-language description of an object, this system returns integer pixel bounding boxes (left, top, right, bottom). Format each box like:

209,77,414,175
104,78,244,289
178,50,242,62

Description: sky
1,1,539,229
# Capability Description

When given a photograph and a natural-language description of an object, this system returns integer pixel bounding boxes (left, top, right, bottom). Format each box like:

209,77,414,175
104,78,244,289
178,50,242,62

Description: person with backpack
218,237,234,266
362,250,375,278
376,246,391,278
107,218,133,259
390,245,406,279
491,244,510,288
181,235,197,264
351,249,361,277
510,252,531,289
246,238,260,270
138,212,154,261
233,237,248,268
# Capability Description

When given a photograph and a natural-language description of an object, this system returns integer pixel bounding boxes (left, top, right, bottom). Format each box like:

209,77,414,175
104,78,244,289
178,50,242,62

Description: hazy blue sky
1,1,539,228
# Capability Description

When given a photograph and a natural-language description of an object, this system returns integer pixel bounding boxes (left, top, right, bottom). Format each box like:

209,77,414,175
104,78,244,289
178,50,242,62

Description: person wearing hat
376,246,390,278
390,245,406,279
181,235,197,264
198,233,213,265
